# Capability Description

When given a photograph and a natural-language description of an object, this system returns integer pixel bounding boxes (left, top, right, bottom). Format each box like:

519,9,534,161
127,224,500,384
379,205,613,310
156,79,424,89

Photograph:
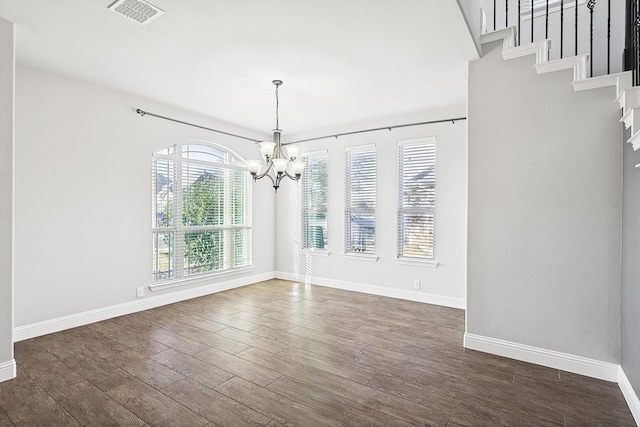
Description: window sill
394,258,439,268
150,266,254,292
342,254,379,262
301,249,331,257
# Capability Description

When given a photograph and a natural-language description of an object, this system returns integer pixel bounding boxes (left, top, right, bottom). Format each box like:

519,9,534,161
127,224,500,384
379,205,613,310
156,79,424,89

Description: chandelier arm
275,173,282,189
253,161,275,181
265,172,277,188
255,169,277,187
282,170,300,181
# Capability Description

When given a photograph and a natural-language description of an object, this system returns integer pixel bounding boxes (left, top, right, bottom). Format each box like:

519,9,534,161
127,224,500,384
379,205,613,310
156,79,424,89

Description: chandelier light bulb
259,141,276,159
245,159,263,175
286,145,299,160
272,158,288,173
291,160,306,177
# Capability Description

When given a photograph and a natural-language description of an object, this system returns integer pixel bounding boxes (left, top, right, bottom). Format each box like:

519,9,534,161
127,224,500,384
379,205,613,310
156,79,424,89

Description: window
397,137,436,260
345,145,376,254
152,142,251,283
301,151,328,250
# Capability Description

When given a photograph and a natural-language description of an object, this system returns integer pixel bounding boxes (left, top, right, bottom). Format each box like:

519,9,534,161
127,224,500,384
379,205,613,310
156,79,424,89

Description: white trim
481,27,516,50
301,149,327,158
152,152,247,172
622,87,640,115
342,253,378,262
463,333,618,382
0,359,16,382
150,266,254,291
521,0,586,21
618,73,634,103
275,271,465,310
14,271,274,341
345,143,376,152
503,39,551,64
619,366,640,425
628,130,640,151
394,257,439,268
536,55,587,81
301,249,331,257
620,109,640,140
573,72,631,92
397,135,437,147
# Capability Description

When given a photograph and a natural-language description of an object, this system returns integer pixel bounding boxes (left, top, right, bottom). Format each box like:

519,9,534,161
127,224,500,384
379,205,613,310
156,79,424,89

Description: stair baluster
588,0,596,77
546,0,550,38
576,0,579,56
561,0,565,58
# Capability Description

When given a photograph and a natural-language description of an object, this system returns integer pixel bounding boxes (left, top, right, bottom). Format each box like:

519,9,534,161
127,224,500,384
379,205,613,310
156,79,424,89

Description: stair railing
625,0,640,85
488,0,620,79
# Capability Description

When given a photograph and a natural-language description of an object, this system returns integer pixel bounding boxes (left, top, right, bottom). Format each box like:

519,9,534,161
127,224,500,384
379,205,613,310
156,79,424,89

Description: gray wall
456,0,482,56
467,39,622,362
622,126,640,391
0,16,15,382
274,120,468,308
13,65,276,329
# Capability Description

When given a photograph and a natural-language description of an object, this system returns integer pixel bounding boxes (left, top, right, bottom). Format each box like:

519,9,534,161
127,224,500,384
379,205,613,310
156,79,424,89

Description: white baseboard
0,359,16,382
275,271,466,310
464,333,619,382
13,271,275,341
619,366,640,425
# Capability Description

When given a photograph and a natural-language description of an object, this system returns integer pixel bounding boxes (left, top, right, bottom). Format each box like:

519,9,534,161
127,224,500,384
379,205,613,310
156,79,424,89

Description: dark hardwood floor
0,279,635,426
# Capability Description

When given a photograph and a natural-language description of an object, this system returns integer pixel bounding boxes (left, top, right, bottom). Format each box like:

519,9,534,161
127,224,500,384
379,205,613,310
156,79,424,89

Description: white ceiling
0,0,478,140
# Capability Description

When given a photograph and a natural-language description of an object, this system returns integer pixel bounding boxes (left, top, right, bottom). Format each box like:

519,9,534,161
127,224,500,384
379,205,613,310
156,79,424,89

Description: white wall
621,125,640,400
275,120,467,308
14,65,276,331
0,16,15,382
467,39,622,365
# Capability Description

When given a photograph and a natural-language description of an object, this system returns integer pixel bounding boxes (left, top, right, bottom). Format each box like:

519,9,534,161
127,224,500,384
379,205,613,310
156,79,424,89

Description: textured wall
0,16,15,382
622,126,640,392
13,65,276,328
275,120,468,307
467,40,622,362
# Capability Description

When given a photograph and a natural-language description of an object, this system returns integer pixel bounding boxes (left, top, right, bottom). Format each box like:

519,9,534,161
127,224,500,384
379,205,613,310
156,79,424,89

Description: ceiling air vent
108,0,164,25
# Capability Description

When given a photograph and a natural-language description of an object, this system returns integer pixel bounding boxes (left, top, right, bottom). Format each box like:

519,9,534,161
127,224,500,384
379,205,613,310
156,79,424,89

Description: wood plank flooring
0,279,635,426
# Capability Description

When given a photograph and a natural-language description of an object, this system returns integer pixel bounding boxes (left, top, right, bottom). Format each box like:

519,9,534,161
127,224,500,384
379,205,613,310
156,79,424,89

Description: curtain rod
135,108,466,146
284,116,467,145
135,108,262,143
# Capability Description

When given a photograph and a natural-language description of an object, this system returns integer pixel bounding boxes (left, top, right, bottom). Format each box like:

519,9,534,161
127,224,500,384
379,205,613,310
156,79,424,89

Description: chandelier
245,80,305,192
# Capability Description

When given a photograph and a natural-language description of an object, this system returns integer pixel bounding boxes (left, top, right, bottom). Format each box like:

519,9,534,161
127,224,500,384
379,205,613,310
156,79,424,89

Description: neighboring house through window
301,151,328,250
397,137,436,260
345,145,376,255
152,142,252,283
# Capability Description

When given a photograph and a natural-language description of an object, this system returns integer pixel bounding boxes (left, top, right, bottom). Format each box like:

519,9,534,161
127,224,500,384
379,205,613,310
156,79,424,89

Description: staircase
481,26,638,165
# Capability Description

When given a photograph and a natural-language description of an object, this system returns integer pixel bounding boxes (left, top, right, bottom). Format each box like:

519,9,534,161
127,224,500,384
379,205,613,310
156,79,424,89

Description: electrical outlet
136,286,144,298
413,280,420,290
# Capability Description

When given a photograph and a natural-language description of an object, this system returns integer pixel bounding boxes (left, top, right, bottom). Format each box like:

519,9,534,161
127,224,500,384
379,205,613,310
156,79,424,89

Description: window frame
344,144,377,257
151,141,252,289
300,150,329,252
396,137,438,266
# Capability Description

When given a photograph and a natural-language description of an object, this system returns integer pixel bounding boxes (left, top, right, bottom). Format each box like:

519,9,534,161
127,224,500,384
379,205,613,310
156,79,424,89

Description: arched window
152,142,252,283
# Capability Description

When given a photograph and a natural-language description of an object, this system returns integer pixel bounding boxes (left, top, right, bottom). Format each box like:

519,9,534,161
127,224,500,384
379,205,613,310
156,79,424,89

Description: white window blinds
345,145,376,254
397,137,436,260
301,151,328,250
152,143,252,283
